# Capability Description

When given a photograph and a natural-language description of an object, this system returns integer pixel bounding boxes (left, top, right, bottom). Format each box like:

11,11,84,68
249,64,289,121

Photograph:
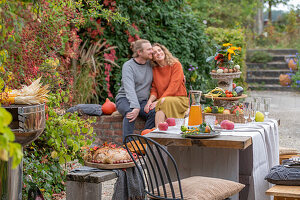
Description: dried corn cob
0,77,49,105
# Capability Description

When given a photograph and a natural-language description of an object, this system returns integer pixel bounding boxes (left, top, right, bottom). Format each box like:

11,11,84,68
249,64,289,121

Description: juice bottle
188,90,203,127
188,105,203,126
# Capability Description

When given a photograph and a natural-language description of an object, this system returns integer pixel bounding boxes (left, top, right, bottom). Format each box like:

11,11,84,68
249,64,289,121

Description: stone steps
246,49,298,91
247,69,291,77
248,84,295,91
247,49,298,55
247,62,288,70
271,55,287,62
247,77,279,84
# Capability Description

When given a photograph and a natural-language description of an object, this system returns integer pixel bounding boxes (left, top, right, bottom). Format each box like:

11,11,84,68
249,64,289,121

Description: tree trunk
256,0,264,35
268,1,272,23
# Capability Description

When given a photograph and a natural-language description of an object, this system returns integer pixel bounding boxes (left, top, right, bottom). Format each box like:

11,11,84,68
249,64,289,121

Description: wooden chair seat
151,176,244,200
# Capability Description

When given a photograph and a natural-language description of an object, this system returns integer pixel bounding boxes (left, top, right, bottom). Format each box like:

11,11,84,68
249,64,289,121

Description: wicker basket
203,112,245,123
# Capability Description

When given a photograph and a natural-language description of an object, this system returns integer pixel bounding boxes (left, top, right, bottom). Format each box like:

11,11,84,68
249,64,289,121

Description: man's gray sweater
116,58,153,109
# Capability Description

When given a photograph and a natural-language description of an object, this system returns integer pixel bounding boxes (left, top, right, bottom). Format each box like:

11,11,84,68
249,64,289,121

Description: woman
144,43,189,127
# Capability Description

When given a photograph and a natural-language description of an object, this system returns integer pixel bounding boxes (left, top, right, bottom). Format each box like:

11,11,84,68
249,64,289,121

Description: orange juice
188,105,203,126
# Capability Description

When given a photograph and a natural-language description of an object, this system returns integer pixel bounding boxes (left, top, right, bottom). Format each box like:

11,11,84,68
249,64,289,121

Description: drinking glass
175,118,185,129
263,98,271,120
249,101,257,123
205,115,216,129
243,102,250,123
254,97,261,112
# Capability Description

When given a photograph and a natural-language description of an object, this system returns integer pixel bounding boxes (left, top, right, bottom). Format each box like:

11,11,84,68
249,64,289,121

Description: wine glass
249,101,257,123
243,102,250,124
263,98,271,120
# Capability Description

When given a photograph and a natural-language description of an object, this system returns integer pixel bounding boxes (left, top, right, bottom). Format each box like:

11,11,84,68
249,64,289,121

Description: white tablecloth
220,119,279,200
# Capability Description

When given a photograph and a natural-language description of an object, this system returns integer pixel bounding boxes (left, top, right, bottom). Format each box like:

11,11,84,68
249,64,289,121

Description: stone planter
210,72,241,92
207,71,246,109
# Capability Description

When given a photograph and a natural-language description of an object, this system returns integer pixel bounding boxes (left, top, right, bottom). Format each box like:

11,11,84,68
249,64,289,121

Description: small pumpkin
288,58,298,71
102,98,117,115
279,74,291,86
141,128,155,136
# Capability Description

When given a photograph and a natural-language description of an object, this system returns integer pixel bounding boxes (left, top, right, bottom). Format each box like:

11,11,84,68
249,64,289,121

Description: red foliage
2,0,82,96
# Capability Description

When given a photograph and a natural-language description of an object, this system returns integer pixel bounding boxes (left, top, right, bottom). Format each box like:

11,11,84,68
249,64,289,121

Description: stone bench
66,170,117,200
82,115,146,146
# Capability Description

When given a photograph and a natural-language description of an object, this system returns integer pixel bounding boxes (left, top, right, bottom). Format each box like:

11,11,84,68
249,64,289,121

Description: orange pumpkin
279,74,291,86
141,128,155,136
102,98,117,115
288,59,297,71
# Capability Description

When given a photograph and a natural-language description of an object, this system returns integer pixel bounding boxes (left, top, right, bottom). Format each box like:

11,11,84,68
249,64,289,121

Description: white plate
151,126,181,134
182,131,221,138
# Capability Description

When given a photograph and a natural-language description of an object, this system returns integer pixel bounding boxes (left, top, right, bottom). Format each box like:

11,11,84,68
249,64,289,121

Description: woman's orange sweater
150,62,187,99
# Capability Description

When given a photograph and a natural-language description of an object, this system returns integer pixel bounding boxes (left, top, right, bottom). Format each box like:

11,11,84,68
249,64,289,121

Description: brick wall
90,115,146,146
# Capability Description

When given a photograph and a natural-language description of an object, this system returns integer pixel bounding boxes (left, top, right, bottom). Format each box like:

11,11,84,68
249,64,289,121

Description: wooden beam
145,133,252,150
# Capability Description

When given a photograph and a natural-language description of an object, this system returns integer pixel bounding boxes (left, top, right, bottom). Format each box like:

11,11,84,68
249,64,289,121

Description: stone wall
90,115,146,146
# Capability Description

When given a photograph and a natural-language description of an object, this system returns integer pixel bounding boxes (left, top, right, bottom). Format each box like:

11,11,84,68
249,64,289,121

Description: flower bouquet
206,43,241,73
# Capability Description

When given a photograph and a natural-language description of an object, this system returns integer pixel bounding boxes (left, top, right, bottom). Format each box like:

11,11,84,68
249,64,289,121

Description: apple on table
166,118,176,126
158,122,169,131
220,120,234,130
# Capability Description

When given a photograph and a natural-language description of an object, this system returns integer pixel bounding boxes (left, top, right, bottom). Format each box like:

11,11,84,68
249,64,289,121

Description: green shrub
247,51,273,63
205,27,247,88
22,91,95,198
79,0,214,99
291,54,300,89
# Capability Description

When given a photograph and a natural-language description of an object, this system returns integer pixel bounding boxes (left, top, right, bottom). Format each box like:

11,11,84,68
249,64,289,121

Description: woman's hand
126,108,140,122
144,102,151,114
149,101,158,110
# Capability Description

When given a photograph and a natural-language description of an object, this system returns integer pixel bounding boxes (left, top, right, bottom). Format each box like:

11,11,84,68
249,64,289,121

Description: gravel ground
61,90,300,199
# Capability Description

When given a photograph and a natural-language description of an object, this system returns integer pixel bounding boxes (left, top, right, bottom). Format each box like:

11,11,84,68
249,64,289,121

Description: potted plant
206,43,242,74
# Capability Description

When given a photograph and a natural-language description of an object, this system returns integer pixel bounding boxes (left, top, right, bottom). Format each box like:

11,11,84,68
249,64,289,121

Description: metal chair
124,134,244,200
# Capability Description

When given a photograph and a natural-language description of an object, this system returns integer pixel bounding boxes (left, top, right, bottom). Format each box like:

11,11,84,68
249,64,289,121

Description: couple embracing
115,39,189,142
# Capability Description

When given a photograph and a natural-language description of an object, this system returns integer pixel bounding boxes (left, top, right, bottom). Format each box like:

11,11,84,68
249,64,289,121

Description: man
115,39,155,142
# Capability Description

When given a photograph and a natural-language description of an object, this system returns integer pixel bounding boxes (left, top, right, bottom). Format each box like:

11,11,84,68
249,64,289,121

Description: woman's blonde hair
151,43,178,67
130,39,151,58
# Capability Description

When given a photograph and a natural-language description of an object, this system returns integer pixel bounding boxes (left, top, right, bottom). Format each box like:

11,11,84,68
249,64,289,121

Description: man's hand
149,101,158,110
126,108,140,122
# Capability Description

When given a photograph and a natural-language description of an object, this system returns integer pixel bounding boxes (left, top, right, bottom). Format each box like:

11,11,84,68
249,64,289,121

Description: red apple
232,107,243,115
220,120,235,130
166,118,176,126
223,109,231,114
232,83,236,89
158,122,169,131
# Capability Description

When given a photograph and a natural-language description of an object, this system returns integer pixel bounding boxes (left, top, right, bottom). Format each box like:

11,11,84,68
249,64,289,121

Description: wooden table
145,132,252,150
145,132,253,200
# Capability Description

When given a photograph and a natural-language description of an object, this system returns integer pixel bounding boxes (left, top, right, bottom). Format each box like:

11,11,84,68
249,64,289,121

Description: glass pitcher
188,90,203,126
